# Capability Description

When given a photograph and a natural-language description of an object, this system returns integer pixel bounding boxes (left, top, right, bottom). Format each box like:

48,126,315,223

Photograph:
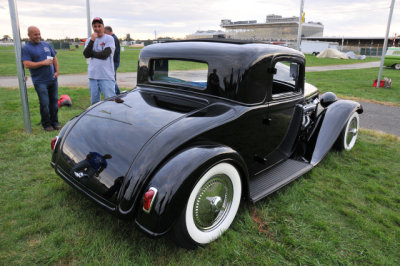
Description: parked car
51,40,363,249
384,47,400,69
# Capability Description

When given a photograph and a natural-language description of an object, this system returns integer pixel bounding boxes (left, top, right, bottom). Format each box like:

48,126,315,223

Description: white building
186,30,226,39
221,14,324,43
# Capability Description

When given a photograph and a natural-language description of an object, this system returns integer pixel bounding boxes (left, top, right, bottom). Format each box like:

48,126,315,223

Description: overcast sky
0,0,399,40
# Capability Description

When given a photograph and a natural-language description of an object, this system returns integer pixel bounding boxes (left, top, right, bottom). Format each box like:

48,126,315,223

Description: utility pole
8,0,32,133
86,0,91,38
377,0,396,87
296,0,304,50
341,36,344,51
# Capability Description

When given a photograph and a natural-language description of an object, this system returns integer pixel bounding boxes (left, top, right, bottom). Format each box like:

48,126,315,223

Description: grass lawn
0,46,141,76
1,86,399,264
0,45,379,76
0,46,207,77
306,67,400,105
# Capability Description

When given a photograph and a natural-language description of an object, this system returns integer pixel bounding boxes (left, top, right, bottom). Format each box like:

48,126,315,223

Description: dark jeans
114,63,120,95
34,80,59,128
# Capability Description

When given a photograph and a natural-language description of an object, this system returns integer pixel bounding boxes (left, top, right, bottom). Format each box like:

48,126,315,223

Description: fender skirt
310,100,363,166
135,144,247,236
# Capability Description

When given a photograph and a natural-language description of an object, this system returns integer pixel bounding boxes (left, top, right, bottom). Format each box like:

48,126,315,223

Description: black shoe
44,126,54,132
53,124,62,130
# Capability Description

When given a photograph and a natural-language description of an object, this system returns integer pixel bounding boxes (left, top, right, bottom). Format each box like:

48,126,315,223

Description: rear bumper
53,164,117,212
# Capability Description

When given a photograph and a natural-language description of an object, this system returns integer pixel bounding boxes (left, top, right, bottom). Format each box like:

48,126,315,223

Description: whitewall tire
172,162,242,248
336,112,360,151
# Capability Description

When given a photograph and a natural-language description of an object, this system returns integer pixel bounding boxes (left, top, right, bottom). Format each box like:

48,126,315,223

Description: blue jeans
89,79,116,105
114,63,120,95
34,80,59,128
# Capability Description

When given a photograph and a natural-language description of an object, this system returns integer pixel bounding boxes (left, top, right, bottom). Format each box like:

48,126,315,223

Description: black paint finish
51,40,362,238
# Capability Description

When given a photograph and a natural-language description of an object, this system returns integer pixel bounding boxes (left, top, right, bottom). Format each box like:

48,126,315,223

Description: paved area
358,101,400,137
0,72,138,89
306,61,380,72
1,61,399,137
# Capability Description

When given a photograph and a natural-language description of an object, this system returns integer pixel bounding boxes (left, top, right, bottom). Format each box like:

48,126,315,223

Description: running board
249,159,313,203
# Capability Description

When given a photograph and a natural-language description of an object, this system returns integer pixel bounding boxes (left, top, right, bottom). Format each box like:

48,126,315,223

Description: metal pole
8,0,32,133
296,0,304,50
377,0,396,87
86,0,91,38
341,36,344,51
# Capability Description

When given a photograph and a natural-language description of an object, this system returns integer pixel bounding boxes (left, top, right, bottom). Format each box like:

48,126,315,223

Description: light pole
86,0,91,38
296,0,304,50
8,0,32,133
377,0,396,87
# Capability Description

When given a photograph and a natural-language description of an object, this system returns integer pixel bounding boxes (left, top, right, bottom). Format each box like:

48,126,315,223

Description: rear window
150,59,208,89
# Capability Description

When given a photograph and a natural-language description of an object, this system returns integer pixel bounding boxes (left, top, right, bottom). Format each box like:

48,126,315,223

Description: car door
259,57,305,172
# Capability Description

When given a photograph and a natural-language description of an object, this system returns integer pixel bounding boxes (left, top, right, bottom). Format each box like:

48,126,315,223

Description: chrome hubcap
193,174,233,231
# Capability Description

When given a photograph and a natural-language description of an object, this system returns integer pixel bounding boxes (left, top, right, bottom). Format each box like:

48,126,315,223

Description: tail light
143,187,158,213
51,136,59,150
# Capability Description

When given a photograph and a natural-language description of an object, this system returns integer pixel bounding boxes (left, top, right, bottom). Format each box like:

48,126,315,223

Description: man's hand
53,71,59,78
90,32,98,41
42,59,53,66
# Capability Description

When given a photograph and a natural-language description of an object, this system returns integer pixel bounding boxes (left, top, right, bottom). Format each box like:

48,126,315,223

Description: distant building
0,41,14,46
221,14,323,44
303,36,400,56
186,30,226,39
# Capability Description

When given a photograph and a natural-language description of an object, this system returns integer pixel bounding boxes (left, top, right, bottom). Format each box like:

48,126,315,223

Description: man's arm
114,36,120,60
23,59,53,69
83,40,94,58
91,47,112,60
53,56,59,78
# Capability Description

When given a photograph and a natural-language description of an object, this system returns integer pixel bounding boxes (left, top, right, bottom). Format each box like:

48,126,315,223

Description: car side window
272,61,301,96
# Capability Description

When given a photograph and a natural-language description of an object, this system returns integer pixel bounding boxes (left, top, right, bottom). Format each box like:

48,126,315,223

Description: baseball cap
92,17,104,25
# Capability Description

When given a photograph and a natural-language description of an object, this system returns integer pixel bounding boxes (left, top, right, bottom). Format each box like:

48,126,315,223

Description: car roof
139,40,304,69
137,40,306,105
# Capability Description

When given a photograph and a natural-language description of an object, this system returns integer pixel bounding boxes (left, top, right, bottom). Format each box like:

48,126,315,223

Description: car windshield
386,48,400,56
274,62,295,84
151,59,208,89
271,61,301,95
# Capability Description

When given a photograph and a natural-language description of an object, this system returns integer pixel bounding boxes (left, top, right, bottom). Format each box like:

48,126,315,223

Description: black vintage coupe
51,40,362,248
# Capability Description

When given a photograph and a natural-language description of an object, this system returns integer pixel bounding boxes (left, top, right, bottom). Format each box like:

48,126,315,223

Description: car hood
54,88,236,206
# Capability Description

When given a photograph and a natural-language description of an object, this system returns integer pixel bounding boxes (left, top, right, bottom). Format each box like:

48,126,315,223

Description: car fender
134,144,248,236
310,100,363,165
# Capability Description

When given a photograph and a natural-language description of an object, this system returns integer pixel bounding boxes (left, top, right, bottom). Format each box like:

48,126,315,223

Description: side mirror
289,63,299,80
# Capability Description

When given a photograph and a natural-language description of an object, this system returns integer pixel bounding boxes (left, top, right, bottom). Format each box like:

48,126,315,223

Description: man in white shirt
83,17,116,104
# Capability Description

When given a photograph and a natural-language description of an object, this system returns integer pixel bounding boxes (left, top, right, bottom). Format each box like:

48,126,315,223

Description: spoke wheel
172,162,241,248
394,64,400,70
192,173,234,231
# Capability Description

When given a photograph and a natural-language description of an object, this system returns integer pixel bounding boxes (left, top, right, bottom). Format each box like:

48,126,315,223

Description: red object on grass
373,79,385,88
58,94,72,108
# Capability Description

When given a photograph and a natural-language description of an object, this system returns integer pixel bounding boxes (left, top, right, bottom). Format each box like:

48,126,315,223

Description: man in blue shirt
22,26,60,132
105,26,121,95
